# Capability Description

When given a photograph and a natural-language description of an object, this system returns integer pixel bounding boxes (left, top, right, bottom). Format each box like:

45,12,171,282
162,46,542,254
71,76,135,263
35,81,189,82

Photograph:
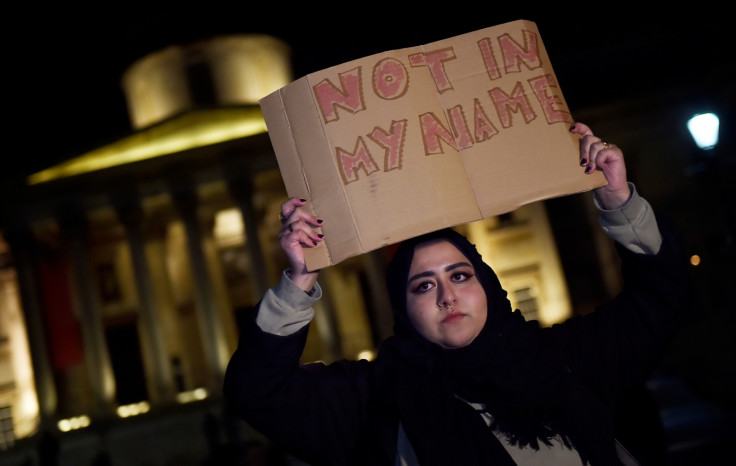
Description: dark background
9,5,733,184
4,5,734,463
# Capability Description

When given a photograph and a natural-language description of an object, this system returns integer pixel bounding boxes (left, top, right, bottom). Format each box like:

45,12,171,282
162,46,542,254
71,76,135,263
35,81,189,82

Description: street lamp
687,112,719,150
685,112,721,269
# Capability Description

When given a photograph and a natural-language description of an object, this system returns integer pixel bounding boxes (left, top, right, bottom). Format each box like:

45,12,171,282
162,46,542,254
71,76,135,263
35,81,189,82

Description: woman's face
405,239,487,349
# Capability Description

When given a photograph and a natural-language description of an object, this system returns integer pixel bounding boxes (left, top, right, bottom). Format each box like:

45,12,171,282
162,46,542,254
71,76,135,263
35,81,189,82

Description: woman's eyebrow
407,262,472,283
445,262,472,272
407,270,435,284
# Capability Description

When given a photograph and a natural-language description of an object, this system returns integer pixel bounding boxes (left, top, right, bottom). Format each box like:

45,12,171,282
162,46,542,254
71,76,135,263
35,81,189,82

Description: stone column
56,203,116,416
112,190,176,405
2,222,57,421
224,174,270,298
169,179,230,391
143,214,189,392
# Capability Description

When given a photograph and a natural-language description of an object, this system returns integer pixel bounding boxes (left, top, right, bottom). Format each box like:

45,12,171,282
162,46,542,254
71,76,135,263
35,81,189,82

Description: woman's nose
437,285,457,310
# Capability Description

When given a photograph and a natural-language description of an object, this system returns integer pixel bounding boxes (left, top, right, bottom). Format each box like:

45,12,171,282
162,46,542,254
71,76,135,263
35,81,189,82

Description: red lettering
409,48,457,93
477,37,502,80
336,137,380,184
313,67,365,123
498,30,542,74
447,106,473,149
373,58,409,100
367,120,408,171
528,75,571,124
488,81,536,128
419,112,459,155
472,98,499,142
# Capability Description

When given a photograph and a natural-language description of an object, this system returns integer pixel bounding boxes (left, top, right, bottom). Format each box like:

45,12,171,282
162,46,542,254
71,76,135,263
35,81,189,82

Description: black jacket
224,215,691,465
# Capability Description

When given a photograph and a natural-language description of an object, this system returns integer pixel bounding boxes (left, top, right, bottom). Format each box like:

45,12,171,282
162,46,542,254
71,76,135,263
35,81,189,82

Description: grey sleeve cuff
595,183,662,255
255,270,322,336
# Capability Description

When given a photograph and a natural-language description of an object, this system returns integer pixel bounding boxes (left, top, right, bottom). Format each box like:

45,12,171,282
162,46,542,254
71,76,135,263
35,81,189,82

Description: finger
280,219,325,247
287,208,324,234
569,122,594,137
586,141,617,174
279,197,307,224
280,197,324,228
579,134,604,170
570,123,599,168
576,130,608,172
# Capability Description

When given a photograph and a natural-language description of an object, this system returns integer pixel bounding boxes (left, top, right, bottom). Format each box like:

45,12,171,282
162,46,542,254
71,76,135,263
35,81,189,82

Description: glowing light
214,208,246,247
690,255,701,266
116,401,151,418
687,113,719,150
57,415,90,432
357,350,376,361
192,388,208,400
175,388,209,404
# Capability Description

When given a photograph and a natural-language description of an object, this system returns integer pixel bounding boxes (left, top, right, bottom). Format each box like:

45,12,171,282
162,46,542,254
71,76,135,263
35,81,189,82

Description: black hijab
368,228,617,465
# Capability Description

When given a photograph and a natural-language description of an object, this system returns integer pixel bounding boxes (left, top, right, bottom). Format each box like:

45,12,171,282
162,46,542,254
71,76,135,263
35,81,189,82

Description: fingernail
318,234,324,238
569,123,576,131
317,219,324,224
312,240,318,246
580,159,587,166
300,198,306,202
585,165,593,174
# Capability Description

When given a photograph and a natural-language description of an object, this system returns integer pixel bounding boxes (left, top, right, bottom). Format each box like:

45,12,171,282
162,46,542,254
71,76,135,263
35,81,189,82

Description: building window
513,287,539,321
0,405,14,450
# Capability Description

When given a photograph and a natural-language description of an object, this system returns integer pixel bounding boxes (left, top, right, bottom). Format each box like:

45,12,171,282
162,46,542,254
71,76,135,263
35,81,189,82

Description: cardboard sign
260,19,606,271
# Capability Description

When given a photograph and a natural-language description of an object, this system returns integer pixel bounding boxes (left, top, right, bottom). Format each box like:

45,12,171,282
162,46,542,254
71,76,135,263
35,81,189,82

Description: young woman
224,123,692,465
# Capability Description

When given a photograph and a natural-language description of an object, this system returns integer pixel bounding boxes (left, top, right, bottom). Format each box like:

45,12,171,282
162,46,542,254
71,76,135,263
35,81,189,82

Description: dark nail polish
569,123,576,131
585,166,593,174
580,159,587,166
317,219,324,224
300,198,306,202
318,234,324,238
312,240,318,246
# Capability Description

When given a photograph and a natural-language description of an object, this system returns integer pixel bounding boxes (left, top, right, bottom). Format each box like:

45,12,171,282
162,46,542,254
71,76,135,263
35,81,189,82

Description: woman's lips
442,313,465,324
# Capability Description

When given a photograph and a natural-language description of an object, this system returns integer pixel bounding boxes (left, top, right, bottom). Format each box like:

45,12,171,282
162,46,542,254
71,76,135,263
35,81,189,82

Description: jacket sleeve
255,270,320,336
223,275,371,466
551,208,693,404
596,183,662,255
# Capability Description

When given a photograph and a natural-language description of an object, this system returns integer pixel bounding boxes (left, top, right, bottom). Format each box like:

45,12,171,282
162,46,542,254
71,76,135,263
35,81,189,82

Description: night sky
10,4,733,185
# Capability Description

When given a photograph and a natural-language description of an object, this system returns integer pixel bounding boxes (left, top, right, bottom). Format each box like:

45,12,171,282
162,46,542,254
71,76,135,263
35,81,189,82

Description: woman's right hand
278,197,324,291
569,122,631,210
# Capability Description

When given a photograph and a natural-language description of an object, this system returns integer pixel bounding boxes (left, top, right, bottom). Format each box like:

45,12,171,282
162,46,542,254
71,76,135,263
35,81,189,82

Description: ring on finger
601,141,610,148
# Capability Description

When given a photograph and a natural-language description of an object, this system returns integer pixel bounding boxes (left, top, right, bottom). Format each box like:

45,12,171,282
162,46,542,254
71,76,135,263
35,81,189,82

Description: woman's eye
451,271,470,282
412,281,434,293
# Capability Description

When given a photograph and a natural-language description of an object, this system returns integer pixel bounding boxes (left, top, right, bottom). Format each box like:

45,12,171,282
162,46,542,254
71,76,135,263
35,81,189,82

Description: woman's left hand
570,122,631,209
